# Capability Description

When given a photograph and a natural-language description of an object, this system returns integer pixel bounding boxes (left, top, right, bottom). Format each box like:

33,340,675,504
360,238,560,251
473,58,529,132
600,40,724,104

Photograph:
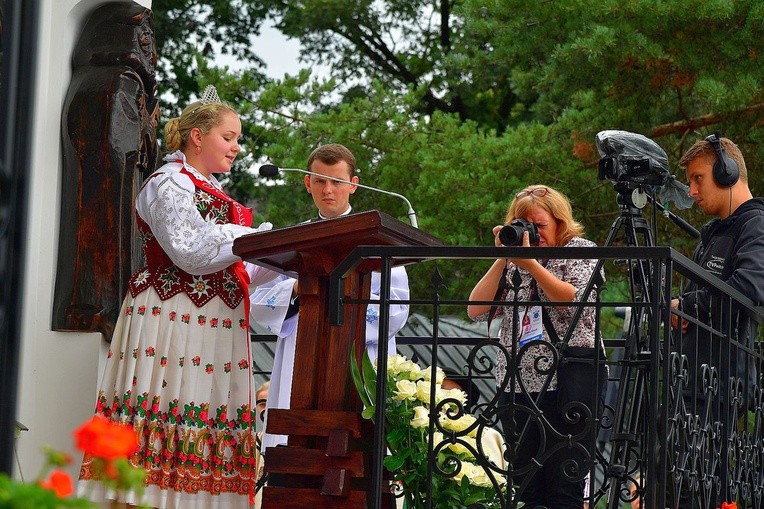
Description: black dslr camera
499,219,540,246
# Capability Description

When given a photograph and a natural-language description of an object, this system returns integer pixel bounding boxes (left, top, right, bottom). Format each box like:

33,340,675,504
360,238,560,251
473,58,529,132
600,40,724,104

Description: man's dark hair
307,143,357,178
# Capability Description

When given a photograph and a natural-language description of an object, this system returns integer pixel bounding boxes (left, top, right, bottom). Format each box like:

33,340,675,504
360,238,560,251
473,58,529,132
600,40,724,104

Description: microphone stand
260,165,419,228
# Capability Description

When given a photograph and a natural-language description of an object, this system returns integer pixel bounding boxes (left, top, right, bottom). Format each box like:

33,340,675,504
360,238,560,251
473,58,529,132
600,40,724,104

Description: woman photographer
468,184,604,509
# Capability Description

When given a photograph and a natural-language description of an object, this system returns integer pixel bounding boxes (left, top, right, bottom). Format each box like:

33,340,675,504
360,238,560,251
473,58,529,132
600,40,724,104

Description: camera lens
498,225,524,246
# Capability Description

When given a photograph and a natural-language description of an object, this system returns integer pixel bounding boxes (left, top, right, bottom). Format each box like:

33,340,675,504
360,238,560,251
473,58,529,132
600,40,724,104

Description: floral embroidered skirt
79,287,257,508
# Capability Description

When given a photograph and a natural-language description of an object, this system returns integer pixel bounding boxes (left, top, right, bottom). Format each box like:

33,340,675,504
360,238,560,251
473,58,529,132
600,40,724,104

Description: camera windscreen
595,130,669,186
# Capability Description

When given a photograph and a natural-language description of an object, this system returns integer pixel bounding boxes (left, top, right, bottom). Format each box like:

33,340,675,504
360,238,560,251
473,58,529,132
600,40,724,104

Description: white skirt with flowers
79,286,257,508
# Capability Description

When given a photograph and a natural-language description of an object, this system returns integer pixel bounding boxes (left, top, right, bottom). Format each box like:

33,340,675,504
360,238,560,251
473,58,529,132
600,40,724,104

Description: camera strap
532,277,606,362
529,278,560,344
487,264,509,334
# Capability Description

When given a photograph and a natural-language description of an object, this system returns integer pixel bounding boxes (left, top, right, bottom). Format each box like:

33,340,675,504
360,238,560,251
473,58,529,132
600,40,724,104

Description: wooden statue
53,2,160,340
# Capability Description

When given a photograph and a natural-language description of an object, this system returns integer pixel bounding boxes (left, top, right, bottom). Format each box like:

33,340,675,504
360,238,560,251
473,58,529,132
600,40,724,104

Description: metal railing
325,245,764,509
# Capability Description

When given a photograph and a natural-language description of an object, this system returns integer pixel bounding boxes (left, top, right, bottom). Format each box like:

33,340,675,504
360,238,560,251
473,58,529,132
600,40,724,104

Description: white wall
14,0,151,481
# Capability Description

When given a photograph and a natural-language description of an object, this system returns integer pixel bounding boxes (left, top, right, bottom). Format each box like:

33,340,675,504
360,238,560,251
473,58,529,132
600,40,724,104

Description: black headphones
705,132,739,187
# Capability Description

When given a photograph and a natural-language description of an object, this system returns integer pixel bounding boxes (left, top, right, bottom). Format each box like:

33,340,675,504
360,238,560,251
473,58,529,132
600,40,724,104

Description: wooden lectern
234,211,442,508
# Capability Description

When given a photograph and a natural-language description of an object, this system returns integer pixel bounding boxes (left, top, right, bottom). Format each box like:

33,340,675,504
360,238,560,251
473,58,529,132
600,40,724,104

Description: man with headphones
671,133,764,508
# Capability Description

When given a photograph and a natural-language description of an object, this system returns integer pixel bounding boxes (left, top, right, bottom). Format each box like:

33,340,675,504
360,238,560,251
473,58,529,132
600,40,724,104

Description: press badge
518,305,543,347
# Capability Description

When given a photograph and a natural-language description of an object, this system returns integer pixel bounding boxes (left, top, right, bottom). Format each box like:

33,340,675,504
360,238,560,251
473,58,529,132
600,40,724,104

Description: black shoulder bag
532,282,607,412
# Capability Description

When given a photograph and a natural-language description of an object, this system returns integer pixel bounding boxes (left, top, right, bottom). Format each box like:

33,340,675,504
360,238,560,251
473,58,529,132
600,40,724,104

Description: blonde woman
469,184,604,509
79,86,275,508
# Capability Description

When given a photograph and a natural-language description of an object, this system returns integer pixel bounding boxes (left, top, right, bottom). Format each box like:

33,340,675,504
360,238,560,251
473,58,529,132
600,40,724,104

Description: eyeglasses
515,187,549,199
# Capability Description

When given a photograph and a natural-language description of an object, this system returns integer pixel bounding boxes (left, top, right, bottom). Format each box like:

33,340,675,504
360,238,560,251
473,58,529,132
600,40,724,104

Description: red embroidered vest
128,168,253,309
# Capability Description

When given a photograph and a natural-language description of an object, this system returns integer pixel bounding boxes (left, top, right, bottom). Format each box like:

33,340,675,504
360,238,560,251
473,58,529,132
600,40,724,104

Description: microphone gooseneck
258,164,419,228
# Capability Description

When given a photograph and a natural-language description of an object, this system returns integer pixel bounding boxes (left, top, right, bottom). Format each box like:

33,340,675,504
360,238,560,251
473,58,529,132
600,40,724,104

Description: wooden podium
234,211,442,508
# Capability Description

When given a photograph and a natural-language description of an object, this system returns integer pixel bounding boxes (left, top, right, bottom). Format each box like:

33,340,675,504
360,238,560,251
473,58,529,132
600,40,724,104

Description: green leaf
349,342,373,409
383,454,406,471
361,406,377,420
361,348,377,403
386,427,407,444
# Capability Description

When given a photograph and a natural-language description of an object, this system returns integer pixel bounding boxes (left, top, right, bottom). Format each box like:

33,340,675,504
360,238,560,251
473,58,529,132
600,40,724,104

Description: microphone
258,164,418,228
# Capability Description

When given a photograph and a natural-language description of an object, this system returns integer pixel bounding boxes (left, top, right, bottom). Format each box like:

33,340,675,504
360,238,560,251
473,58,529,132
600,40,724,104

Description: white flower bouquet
351,347,504,509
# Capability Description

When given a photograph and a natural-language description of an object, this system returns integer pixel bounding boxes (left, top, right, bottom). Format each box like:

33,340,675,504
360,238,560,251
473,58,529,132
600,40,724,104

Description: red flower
151,306,161,316
720,503,738,509
210,318,218,328
169,311,177,321
197,315,206,325
73,416,138,459
137,306,146,315
39,469,74,498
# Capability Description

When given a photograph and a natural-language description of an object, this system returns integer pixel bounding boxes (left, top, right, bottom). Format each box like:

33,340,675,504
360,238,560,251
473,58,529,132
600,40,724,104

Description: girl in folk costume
79,85,275,508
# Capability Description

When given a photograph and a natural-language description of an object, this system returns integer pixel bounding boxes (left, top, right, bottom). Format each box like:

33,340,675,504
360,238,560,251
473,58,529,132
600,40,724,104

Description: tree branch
651,103,764,137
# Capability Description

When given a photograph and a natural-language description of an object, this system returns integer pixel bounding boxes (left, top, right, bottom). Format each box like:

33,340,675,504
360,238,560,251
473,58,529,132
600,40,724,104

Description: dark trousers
499,390,590,509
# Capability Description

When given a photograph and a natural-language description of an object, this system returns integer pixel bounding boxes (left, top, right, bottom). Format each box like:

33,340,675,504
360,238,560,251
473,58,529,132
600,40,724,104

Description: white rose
410,405,430,428
464,461,492,487
440,388,468,406
415,381,434,404
400,360,423,379
422,366,446,384
387,354,409,375
446,436,477,457
439,413,477,435
450,460,475,483
393,379,418,401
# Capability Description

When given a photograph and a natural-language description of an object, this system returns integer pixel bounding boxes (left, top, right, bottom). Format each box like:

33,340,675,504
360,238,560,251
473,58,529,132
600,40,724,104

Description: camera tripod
601,183,661,509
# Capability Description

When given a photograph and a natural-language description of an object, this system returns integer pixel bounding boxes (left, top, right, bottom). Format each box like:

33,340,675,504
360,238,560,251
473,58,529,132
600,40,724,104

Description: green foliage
0,474,92,509
152,1,270,108
151,0,764,308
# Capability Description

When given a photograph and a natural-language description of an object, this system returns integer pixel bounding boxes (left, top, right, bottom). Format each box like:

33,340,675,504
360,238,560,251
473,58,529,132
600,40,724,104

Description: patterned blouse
477,236,603,393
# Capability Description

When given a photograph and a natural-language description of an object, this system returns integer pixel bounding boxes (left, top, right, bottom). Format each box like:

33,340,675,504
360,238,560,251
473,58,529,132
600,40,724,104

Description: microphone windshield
259,164,280,177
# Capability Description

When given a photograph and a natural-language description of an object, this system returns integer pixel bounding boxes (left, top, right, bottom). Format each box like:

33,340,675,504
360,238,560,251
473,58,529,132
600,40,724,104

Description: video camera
595,130,694,212
596,130,670,187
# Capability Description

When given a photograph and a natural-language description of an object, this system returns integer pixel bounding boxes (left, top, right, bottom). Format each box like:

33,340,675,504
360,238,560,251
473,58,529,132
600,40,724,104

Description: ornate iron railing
328,245,764,509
